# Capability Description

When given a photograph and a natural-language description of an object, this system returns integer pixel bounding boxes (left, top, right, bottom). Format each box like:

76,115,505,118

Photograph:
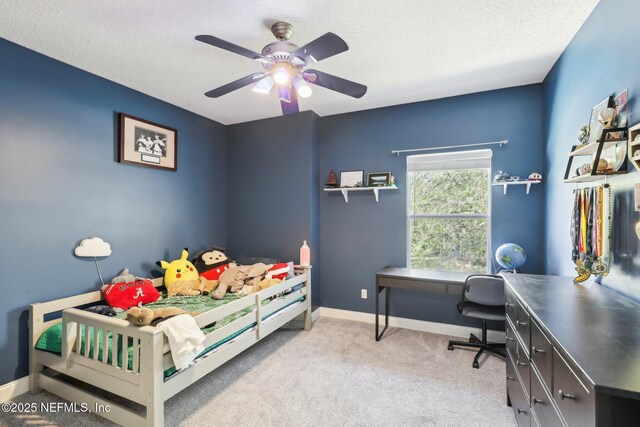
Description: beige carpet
2,318,515,426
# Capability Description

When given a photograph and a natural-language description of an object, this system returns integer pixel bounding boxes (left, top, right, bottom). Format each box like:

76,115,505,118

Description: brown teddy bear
165,276,218,298
126,306,190,326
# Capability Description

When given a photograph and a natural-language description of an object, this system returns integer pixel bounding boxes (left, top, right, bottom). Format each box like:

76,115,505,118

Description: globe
495,243,527,270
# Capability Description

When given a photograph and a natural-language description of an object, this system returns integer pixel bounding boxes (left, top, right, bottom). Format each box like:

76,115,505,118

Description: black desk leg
375,283,389,341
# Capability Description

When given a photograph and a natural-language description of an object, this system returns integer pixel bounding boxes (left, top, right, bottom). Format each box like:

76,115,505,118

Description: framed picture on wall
587,96,612,144
119,113,177,171
367,172,391,187
339,170,364,188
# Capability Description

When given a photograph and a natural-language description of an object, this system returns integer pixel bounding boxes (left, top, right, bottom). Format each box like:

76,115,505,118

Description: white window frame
405,150,492,273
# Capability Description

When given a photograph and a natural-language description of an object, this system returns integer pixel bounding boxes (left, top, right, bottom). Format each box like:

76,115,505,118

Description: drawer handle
506,375,514,381
506,303,515,308
517,360,528,367
558,389,577,400
517,408,527,414
506,337,514,341
532,346,545,354
532,397,544,405
516,320,528,327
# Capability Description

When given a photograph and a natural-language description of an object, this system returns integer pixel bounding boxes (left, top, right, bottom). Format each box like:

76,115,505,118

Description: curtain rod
391,140,508,156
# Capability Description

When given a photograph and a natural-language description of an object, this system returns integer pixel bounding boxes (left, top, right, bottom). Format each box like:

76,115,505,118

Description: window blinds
406,149,492,172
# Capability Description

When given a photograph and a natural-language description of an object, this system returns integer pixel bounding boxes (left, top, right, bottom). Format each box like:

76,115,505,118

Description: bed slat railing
193,295,256,329
62,308,157,376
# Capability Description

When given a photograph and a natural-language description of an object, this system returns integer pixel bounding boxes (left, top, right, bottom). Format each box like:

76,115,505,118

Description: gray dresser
503,273,640,427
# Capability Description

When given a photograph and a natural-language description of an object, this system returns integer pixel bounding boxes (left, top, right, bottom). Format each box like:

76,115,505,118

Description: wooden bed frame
29,266,312,426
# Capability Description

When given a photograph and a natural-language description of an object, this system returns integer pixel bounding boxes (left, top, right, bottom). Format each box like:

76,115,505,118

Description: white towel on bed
156,314,206,370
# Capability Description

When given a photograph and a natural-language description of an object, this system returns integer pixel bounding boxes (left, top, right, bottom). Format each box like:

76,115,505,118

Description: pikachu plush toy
157,248,208,298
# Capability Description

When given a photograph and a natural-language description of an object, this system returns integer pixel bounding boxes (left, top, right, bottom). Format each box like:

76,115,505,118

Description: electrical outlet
361,289,367,299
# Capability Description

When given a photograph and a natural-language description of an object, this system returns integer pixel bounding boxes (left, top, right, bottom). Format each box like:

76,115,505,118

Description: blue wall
225,111,320,306
0,39,227,384
543,0,640,299
318,85,544,325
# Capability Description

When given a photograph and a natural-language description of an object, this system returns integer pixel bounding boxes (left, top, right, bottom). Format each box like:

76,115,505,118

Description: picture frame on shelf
367,172,391,187
587,96,612,144
614,89,628,128
119,113,177,171
339,170,364,188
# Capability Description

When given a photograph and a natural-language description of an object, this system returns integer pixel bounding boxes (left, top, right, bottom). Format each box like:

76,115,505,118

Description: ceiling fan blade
289,32,348,65
302,69,367,98
205,73,267,98
195,35,271,64
278,85,299,116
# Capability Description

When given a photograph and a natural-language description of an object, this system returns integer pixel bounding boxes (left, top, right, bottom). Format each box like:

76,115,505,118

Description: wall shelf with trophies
563,127,628,183
324,186,398,203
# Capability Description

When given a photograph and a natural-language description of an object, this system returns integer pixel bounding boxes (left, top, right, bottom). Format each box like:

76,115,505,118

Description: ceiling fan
195,22,367,116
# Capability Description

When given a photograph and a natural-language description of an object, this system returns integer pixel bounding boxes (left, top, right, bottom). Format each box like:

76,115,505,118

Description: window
407,149,491,273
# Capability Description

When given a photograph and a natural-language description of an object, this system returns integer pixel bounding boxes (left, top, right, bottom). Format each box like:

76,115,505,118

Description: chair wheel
448,344,453,351
473,360,480,369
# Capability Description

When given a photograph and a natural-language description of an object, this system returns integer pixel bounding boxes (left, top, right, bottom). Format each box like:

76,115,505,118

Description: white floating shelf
563,171,627,183
492,180,540,195
324,185,398,203
569,139,627,157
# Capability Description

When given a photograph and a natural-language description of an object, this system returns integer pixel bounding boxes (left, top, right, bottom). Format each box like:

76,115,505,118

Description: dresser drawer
530,320,552,391
531,366,564,427
507,355,531,427
553,349,595,426
515,300,530,353
506,320,517,359
506,287,518,324
514,339,530,399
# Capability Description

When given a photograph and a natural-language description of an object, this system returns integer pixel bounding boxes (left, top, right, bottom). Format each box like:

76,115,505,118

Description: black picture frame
367,172,391,187
119,113,177,171
339,170,364,188
588,96,612,144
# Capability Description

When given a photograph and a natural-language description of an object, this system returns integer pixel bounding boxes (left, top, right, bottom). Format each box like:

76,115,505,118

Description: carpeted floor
2,318,515,426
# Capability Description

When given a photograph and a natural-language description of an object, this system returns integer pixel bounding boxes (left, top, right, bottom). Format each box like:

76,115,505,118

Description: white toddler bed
29,266,312,426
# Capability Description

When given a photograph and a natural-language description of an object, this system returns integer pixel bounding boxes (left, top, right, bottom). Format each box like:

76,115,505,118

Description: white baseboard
316,307,505,343
0,376,29,403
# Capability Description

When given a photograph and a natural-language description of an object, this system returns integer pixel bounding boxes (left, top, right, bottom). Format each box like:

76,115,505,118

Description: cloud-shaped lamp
74,237,112,286
75,237,112,257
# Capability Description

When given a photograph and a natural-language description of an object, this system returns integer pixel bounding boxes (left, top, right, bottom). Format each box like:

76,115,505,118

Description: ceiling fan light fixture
272,66,290,85
293,77,312,98
252,75,275,94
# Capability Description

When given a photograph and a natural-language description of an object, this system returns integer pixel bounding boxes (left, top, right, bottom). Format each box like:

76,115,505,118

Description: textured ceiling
0,0,599,125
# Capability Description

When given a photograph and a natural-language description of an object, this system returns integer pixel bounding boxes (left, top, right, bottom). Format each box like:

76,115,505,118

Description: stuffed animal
102,268,161,311
164,276,218,298
212,263,271,299
126,306,190,326
165,278,203,298
193,247,234,281
266,263,291,281
258,278,281,291
157,248,199,285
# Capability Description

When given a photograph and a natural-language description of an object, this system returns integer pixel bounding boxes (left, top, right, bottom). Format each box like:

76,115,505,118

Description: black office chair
447,274,506,369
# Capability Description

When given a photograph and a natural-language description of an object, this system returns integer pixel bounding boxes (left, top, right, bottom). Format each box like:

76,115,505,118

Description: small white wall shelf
324,185,398,203
492,180,540,195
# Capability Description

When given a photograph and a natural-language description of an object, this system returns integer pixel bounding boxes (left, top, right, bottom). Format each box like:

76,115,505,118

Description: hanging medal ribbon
572,184,611,283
